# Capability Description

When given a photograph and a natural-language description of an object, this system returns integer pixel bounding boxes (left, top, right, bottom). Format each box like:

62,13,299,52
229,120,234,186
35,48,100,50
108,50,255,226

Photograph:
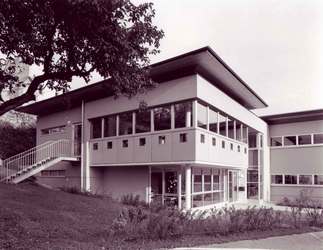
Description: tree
0,0,164,116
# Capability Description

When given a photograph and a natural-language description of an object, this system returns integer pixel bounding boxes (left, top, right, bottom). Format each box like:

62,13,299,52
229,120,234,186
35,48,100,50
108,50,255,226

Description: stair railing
0,139,72,183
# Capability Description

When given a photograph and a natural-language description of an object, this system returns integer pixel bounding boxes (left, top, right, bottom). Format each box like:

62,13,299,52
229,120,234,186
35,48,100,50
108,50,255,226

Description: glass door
228,170,238,202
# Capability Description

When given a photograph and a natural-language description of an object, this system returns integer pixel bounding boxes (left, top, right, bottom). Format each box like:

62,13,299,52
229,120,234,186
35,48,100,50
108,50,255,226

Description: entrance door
228,170,238,202
73,124,82,156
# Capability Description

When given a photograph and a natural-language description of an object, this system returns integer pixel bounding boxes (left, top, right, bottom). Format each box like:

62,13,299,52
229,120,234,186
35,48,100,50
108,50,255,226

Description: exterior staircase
0,139,78,184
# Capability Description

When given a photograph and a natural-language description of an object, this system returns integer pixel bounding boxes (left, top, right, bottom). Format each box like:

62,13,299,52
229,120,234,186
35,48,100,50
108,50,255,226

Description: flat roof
261,109,323,125
18,46,267,116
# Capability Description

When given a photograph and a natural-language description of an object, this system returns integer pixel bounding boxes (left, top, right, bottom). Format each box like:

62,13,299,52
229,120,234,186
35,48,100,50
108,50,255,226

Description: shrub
121,194,146,207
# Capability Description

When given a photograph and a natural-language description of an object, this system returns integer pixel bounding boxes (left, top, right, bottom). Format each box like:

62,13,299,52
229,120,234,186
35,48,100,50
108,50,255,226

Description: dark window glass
212,137,216,146
271,137,282,146
93,143,98,150
91,118,102,139
237,145,241,152
248,133,257,148
200,134,205,143
158,135,166,145
284,136,296,146
139,138,146,146
285,175,297,184
248,170,258,182
209,108,218,133
154,106,171,131
298,135,311,145
107,141,113,149
204,174,212,191
228,118,234,139
219,113,226,136
314,175,323,185
119,112,133,135
194,174,202,192
197,102,207,129
314,134,323,144
103,115,116,137
222,141,225,149
236,122,242,142
122,140,128,148
271,175,283,184
136,110,151,133
230,143,233,150
179,133,187,143
299,175,312,185
174,101,192,128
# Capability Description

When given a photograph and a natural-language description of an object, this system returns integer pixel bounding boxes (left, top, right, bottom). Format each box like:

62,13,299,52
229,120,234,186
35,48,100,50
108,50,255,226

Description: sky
37,0,323,116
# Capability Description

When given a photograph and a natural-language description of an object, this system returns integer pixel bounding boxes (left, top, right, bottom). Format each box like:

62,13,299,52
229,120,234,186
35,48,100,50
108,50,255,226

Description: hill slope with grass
0,183,122,249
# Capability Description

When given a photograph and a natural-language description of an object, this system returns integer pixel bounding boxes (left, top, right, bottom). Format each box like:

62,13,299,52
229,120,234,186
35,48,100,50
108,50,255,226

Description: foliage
111,204,323,241
0,120,35,159
121,193,145,207
0,0,164,116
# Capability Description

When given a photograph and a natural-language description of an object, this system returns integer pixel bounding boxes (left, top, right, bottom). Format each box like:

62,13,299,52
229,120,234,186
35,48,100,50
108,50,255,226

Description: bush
121,194,146,207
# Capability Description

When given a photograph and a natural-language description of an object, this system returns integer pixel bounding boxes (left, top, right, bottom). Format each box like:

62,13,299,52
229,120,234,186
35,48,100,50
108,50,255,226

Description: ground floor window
247,169,259,199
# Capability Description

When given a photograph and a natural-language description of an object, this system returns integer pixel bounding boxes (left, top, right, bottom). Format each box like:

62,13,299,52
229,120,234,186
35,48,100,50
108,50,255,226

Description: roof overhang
17,46,267,116
261,109,323,125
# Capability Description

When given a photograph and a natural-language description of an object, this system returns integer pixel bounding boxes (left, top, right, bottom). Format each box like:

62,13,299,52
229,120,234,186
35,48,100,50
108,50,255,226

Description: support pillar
177,167,182,209
185,165,191,210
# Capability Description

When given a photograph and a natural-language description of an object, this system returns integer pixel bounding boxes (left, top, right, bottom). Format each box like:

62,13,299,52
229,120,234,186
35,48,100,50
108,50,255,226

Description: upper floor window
228,118,234,139
174,101,193,128
284,136,296,146
136,109,151,133
298,135,311,145
154,106,171,131
271,174,283,184
236,122,242,142
103,115,116,137
119,112,133,135
219,113,226,136
314,133,323,144
197,102,207,129
41,125,65,135
209,108,218,133
90,118,102,139
271,137,282,147
248,133,257,148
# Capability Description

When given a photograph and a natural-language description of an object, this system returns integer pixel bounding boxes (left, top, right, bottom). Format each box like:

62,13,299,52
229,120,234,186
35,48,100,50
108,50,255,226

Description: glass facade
136,110,151,133
197,102,207,129
154,106,171,131
174,101,193,128
103,115,116,137
119,112,133,135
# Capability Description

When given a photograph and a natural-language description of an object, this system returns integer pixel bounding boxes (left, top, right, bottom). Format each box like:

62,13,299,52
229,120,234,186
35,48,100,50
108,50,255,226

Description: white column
150,109,155,132
171,104,175,129
185,105,192,127
217,112,220,134
192,100,198,128
177,167,182,209
132,112,136,134
147,166,152,204
185,165,192,210
162,169,165,205
116,115,120,136
233,120,236,140
101,118,104,138
225,117,228,137
84,141,91,191
206,106,210,130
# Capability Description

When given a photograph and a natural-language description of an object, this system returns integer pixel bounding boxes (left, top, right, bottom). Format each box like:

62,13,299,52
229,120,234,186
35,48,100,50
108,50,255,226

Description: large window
299,175,312,185
236,122,242,141
314,175,323,185
41,125,65,135
136,110,151,133
248,133,257,148
90,118,102,139
103,115,116,137
271,137,282,147
154,106,171,131
119,112,133,135
271,175,283,184
197,102,207,129
314,134,323,144
219,113,226,136
298,135,311,145
284,175,297,185
174,101,193,128
228,118,234,139
209,108,218,133
284,136,296,146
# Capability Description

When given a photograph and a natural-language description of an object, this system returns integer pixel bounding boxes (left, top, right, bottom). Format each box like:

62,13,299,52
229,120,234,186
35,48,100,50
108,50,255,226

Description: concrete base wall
91,166,149,201
36,161,81,189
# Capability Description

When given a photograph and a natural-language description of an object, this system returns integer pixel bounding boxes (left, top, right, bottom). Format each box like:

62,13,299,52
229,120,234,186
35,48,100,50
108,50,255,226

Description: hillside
0,183,122,249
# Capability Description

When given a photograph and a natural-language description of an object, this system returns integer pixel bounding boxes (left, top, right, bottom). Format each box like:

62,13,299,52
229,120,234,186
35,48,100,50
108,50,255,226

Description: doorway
228,170,238,202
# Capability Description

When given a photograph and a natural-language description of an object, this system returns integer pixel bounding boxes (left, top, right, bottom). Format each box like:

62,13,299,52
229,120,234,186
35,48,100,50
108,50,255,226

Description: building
0,47,322,209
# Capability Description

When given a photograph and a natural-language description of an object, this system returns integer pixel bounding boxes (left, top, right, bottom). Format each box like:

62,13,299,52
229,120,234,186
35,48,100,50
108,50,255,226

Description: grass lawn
0,183,322,250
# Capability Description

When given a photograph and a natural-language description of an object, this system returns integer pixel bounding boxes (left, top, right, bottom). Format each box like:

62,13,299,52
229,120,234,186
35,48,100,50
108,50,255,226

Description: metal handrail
0,139,72,183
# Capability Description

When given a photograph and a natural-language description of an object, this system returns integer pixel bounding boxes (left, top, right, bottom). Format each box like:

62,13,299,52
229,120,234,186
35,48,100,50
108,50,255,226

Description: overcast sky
36,0,323,116
132,0,323,116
